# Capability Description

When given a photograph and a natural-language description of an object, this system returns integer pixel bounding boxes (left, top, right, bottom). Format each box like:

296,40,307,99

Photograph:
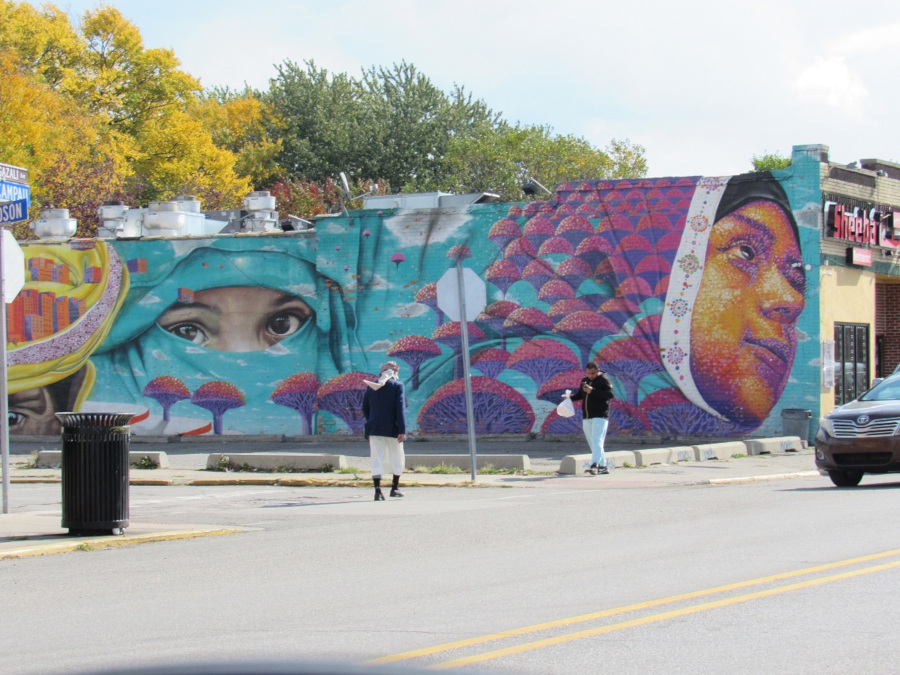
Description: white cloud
795,57,869,115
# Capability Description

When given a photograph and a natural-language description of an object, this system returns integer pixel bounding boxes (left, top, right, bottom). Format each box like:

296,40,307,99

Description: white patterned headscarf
659,176,730,420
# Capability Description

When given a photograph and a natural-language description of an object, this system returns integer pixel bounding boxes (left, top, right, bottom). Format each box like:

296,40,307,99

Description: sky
42,0,900,179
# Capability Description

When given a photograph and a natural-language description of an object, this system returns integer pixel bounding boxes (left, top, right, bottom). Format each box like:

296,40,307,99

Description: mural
5,171,819,438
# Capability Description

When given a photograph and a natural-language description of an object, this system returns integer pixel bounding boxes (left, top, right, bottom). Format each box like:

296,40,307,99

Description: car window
861,379,900,401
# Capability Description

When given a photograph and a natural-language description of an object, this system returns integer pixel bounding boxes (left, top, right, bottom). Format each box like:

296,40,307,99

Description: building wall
876,282,900,374
818,265,876,416
6,170,824,440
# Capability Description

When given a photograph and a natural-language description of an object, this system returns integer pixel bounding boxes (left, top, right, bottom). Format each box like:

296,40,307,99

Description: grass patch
335,466,362,475
75,543,94,552
132,455,159,470
731,453,748,459
16,450,41,469
210,456,337,473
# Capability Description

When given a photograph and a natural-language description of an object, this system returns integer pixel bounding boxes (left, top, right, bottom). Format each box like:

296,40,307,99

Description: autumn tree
0,1,250,232
195,87,284,188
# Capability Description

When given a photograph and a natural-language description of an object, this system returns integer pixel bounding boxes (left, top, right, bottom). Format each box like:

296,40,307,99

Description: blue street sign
0,198,28,225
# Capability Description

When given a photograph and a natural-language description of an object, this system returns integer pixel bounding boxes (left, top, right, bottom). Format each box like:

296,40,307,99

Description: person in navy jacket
362,361,407,500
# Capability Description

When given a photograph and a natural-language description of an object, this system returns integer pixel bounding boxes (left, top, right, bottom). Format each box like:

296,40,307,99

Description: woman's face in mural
691,200,806,426
157,286,313,352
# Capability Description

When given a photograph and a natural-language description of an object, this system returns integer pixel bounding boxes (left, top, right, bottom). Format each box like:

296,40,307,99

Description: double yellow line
369,548,900,670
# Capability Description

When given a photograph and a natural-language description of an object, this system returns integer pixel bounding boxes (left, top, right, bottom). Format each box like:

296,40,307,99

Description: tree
751,151,791,171
195,87,283,188
0,1,83,89
424,123,647,201
264,59,369,182
360,62,501,190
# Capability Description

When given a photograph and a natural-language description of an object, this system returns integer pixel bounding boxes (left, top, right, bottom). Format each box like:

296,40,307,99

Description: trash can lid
55,412,136,427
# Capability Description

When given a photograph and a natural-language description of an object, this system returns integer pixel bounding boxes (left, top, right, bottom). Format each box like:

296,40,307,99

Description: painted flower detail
678,253,701,275
666,346,685,366
669,298,689,318
699,177,723,191
690,214,709,232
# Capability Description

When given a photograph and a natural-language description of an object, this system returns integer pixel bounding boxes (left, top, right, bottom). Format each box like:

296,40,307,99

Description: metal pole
1,230,9,514
456,262,478,482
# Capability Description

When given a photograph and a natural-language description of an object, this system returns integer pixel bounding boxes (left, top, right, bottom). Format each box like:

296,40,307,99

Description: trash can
781,408,812,443
55,412,135,536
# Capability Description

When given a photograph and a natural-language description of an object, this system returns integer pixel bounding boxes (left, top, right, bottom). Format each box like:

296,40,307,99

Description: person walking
567,362,614,475
362,361,407,500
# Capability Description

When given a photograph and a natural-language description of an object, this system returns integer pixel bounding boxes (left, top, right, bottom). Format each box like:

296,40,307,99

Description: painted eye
168,323,208,345
739,244,755,261
8,411,25,426
266,312,302,337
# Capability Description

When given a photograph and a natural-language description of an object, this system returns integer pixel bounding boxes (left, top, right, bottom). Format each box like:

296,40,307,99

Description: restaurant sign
825,200,900,251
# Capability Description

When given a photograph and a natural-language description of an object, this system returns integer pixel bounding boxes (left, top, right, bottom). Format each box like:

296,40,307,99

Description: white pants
369,435,405,477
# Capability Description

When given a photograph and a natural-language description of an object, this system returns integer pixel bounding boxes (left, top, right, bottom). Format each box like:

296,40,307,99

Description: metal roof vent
31,208,77,239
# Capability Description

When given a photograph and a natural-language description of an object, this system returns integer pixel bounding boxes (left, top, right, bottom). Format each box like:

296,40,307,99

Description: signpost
1,228,26,514
436,266,487,481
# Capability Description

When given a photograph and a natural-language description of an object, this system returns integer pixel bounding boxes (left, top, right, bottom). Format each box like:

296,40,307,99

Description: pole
1,230,9,514
456,261,478,482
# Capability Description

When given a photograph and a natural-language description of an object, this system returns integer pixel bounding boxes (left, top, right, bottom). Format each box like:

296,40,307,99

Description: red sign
847,247,873,267
828,203,879,245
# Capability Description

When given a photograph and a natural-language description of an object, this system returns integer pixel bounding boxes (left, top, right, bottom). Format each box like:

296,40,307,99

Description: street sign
0,198,29,225
1,229,25,302
436,267,486,322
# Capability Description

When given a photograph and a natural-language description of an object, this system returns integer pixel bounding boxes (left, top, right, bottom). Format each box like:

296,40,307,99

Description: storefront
813,145,900,416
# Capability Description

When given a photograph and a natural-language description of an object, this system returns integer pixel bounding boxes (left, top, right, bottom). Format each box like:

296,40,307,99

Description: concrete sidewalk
0,436,822,559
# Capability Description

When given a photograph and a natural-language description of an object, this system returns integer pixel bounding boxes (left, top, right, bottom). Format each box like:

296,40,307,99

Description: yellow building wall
819,264,876,416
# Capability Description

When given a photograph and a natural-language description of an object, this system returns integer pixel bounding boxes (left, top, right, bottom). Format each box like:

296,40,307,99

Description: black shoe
390,488,405,498
374,489,385,501
586,463,598,475
596,466,609,475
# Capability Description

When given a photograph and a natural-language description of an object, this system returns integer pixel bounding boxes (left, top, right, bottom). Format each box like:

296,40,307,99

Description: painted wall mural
5,169,821,438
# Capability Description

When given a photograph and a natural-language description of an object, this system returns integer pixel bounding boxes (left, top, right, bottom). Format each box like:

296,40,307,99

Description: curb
0,528,242,560
708,471,820,485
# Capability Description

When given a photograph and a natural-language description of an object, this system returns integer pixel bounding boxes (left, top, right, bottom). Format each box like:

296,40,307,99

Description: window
834,323,870,405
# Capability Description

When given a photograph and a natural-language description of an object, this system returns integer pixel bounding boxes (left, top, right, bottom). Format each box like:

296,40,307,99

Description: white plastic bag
556,395,575,418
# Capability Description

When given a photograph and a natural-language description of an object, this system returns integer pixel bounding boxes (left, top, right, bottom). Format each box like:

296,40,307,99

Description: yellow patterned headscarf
6,240,129,397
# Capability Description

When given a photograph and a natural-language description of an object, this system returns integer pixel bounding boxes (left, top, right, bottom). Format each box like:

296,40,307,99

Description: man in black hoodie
568,362,614,475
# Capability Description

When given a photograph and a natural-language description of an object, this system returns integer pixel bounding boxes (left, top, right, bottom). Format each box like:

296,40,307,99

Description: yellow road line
432,559,900,669
368,548,900,665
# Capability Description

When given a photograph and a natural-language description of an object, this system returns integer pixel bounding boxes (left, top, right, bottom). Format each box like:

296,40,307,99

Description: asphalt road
2,474,900,674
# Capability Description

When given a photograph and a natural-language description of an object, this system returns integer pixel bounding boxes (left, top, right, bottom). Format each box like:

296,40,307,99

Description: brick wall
876,282,900,374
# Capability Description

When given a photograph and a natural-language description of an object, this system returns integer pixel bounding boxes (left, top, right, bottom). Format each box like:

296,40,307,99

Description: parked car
815,373,900,487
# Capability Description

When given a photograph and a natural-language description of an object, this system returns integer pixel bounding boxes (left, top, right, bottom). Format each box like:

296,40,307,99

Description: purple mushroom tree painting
270,372,319,435
417,377,535,434
387,335,442,390
316,372,371,434
191,381,246,435
142,376,190,422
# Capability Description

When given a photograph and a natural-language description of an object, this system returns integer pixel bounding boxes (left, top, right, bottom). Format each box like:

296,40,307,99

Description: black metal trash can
781,408,812,443
55,412,135,536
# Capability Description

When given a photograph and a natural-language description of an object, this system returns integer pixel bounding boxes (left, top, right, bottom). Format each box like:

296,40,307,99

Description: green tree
264,59,369,182
424,123,646,201
751,151,791,171
360,62,501,190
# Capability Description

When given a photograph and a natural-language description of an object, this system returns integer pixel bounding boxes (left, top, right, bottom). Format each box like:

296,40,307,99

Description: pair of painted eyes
166,311,305,345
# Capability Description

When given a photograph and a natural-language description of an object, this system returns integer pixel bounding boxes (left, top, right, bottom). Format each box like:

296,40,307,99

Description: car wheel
828,470,863,487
